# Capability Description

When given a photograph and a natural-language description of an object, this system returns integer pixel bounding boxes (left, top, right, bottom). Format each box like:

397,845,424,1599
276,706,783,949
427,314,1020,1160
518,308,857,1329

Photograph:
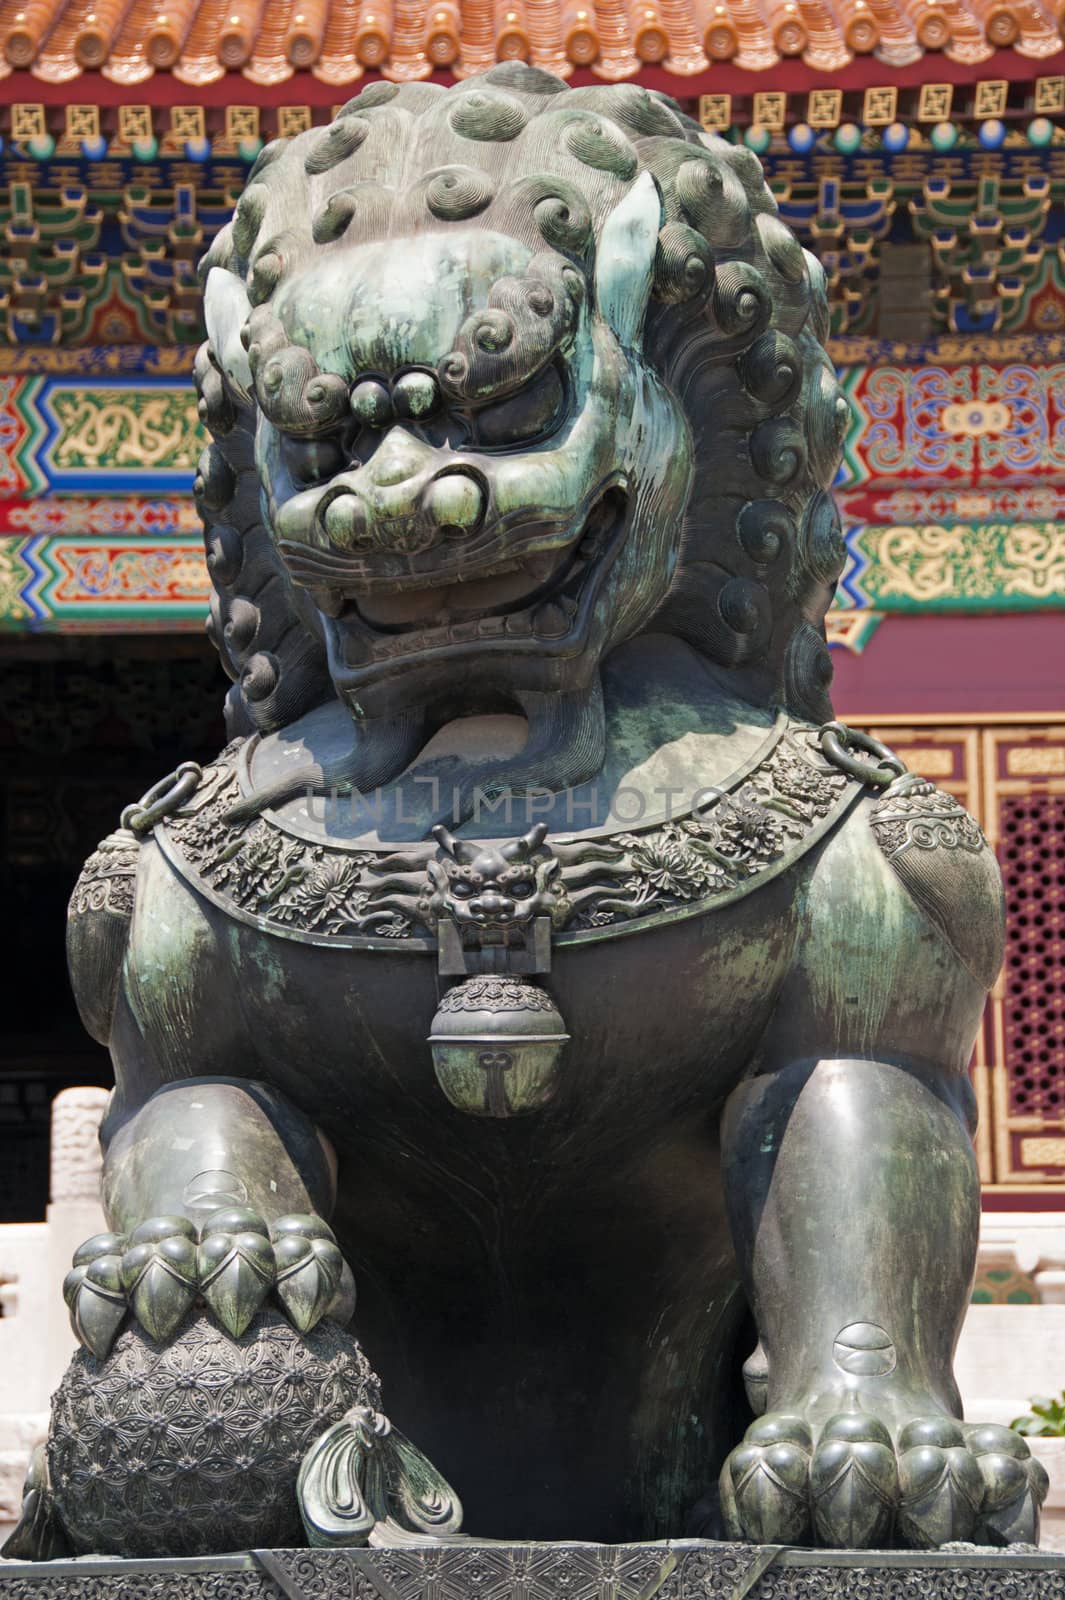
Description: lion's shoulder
67,746,245,1045
67,829,143,1044
867,775,1004,992
748,765,1003,1071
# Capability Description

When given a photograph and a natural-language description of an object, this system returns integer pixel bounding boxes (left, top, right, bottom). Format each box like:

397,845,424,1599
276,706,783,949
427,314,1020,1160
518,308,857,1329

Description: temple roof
0,0,1061,87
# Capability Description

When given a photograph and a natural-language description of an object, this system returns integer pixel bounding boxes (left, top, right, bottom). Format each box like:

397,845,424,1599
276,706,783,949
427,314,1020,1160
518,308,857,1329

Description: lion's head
197,68,848,813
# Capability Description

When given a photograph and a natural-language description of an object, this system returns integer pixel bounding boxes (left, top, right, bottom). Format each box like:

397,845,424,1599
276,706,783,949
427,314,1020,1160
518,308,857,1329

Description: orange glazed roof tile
0,0,1061,81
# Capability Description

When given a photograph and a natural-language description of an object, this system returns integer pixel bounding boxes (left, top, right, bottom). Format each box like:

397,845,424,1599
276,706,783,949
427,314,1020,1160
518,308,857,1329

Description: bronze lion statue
10,65,1046,1560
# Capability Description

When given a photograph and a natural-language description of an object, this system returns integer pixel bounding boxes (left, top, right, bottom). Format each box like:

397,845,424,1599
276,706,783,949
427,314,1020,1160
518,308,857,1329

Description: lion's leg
12,1076,464,1560
2,1079,366,1560
720,1057,1045,1548
65,839,348,1345
67,1077,352,1353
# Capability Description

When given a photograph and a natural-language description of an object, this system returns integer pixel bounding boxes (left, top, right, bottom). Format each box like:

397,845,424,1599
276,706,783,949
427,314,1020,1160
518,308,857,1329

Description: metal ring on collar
818,722,907,789
121,761,203,835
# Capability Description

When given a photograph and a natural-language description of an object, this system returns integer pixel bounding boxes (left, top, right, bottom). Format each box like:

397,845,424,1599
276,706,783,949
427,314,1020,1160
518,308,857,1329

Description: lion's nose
424,473,485,538
323,493,369,545
372,433,427,487
295,429,487,555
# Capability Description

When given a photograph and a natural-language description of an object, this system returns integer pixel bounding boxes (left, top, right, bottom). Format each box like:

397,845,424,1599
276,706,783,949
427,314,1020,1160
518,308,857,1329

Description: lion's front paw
720,1411,1048,1550
63,1208,353,1356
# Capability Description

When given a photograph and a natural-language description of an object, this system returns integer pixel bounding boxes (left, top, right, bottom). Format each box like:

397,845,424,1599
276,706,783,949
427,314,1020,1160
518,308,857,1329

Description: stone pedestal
0,1089,108,1549
1,1542,1064,1598
44,1087,109,1406
0,1221,50,1541
954,1305,1065,1551
1030,1439,1065,1554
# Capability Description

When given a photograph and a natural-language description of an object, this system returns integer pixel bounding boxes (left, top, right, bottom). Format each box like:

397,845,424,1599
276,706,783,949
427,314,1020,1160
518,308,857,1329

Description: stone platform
2,1542,1065,1599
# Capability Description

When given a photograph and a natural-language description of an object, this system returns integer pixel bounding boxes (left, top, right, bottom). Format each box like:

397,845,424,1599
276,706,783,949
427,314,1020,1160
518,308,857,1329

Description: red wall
832,615,1065,719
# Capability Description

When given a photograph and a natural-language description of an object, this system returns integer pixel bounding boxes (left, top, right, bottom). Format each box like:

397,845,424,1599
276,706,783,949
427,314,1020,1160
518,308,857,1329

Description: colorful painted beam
5,355,1065,499
1,105,1064,345
0,377,200,496
0,534,208,628
839,359,1065,483
838,520,1065,610
1,344,1063,632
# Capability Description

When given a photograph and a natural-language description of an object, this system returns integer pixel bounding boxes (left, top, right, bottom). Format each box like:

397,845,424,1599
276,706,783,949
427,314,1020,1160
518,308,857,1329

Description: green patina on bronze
5,66,1037,1565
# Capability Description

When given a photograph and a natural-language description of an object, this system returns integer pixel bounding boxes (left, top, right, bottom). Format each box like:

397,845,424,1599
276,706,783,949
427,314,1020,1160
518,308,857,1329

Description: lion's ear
204,267,254,403
593,171,661,351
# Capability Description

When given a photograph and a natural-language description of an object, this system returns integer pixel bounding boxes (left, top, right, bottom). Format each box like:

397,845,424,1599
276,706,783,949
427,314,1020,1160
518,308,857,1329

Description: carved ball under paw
47,1309,381,1557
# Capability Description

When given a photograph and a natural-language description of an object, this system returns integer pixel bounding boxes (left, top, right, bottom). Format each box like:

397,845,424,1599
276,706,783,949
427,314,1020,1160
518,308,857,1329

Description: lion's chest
128,714,857,1177
131,841,799,1153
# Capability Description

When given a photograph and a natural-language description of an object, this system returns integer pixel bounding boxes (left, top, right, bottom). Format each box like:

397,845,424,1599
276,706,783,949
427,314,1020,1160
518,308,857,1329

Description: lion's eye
283,436,344,484
508,879,535,898
474,365,565,448
450,880,475,898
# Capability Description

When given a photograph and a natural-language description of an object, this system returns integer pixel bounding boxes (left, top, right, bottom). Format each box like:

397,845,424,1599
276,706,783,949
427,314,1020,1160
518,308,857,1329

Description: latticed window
1001,794,1065,1121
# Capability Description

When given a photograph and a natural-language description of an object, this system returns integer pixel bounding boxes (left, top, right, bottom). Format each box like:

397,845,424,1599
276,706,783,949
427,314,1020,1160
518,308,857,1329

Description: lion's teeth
533,601,570,637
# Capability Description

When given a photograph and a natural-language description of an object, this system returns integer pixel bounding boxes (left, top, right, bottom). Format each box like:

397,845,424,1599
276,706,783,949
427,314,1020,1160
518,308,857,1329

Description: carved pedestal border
1,1541,1063,1600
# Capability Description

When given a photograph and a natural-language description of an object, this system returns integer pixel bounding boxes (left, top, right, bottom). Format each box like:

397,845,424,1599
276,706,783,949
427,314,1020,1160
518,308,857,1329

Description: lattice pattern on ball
47,1310,381,1558
1000,794,1065,1118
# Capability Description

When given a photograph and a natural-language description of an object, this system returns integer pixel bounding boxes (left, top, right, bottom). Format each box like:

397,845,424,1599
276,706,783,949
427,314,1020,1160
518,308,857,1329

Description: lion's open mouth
295,489,628,663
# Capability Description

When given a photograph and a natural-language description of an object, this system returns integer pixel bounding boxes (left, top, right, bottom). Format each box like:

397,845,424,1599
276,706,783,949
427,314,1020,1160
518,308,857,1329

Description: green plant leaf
1012,1390,1065,1436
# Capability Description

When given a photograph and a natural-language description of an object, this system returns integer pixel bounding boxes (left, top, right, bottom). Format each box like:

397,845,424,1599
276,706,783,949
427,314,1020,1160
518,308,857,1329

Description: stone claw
0,1442,69,1561
66,1210,354,1351
810,1414,896,1548
966,1422,1047,1545
298,1406,464,1547
720,1414,812,1544
63,1252,127,1360
198,1211,276,1337
896,1418,983,1548
121,1217,198,1342
72,1231,128,1267
271,1215,344,1333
